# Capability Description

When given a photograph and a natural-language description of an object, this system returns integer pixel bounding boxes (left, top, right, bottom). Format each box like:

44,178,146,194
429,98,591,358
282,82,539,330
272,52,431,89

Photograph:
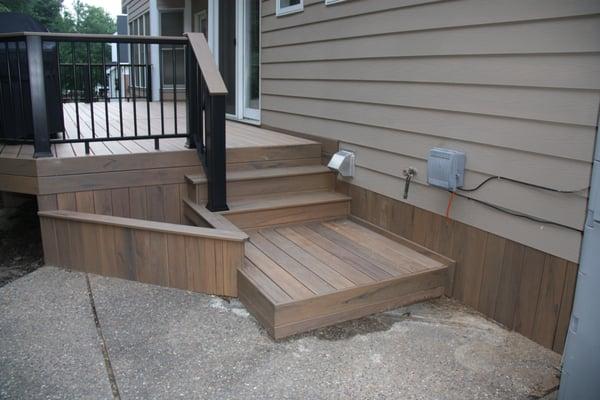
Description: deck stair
184,137,454,338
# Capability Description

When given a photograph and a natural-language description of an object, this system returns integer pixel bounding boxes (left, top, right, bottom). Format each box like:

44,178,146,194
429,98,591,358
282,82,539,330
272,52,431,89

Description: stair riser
191,173,335,203
224,201,350,229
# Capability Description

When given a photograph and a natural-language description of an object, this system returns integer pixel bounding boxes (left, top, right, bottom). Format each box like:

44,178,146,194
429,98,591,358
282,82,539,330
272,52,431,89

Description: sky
65,0,124,18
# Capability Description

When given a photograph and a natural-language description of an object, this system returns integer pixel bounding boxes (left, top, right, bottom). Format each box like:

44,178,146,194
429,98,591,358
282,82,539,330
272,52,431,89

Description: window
128,13,149,89
325,0,345,4
160,10,185,88
276,0,303,16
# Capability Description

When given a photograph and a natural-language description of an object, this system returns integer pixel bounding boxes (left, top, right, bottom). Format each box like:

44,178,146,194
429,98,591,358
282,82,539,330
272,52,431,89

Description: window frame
325,0,345,5
158,9,186,90
276,0,303,17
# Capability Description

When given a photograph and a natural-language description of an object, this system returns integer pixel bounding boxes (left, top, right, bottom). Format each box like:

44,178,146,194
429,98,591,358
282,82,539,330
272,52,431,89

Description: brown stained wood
245,242,314,299
39,217,59,265
493,240,526,329
249,231,335,295
214,241,225,295
276,226,375,285
238,267,278,330
260,229,355,290
97,224,124,279
309,222,413,276
225,200,349,229
39,210,247,241
146,185,165,222
167,234,188,290
66,221,84,270
274,287,444,339
148,232,169,286
56,192,77,211
75,191,95,213
111,188,130,217
240,259,292,304
223,242,243,296
452,224,488,308
553,262,578,353
201,239,217,294
324,219,442,272
291,225,392,281
80,222,99,274
533,256,568,348
185,236,202,292
53,220,72,267
93,190,113,215
131,229,150,282
477,234,507,317
163,184,181,224
183,198,246,234
129,187,147,219
514,248,547,337
114,227,136,280
37,194,58,211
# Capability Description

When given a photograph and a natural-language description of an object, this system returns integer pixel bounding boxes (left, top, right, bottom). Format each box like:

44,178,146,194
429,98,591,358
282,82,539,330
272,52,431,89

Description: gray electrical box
427,148,466,191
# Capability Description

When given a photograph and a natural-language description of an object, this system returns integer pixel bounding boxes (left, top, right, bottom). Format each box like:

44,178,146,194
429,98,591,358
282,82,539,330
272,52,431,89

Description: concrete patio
0,266,561,400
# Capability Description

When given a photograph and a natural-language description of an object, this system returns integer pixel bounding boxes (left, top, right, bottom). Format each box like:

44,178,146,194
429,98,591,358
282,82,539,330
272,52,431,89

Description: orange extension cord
445,191,455,220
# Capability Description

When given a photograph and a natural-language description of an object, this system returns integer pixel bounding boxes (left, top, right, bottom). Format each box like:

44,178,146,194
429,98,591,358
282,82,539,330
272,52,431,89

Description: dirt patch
0,199,43,287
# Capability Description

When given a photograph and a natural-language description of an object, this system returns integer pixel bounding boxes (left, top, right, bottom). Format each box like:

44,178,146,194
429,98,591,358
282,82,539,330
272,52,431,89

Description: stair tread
186,165,331,184
222,190,350,214
238,219,453,338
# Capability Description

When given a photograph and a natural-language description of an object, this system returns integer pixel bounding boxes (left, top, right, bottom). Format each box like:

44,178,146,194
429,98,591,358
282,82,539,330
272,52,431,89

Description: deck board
0,101,313,161
239,219,453,338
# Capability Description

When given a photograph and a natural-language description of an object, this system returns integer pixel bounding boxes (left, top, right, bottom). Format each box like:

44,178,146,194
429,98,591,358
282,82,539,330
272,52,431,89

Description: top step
186,165,332,185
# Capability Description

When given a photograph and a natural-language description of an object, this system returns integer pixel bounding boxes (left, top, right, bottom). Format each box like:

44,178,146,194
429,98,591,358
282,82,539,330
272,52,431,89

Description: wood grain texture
346,183,579,353
40,210,243,297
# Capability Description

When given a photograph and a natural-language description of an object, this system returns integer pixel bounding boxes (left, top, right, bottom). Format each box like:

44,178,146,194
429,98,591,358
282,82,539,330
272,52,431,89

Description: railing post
185,44,197,149
26,35,52,158
205,94,228,212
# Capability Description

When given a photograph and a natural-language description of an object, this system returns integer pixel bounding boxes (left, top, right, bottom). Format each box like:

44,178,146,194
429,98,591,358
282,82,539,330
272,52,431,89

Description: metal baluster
55,42,65,139
14,42,26,132
86,42,95,138
185,44,196,149
159,46,165,136
102,42,109,138
4,42,14,132
172,44,177,135
145,43,151,138
116,42,123,137
130,43,137,136
71,42,81,139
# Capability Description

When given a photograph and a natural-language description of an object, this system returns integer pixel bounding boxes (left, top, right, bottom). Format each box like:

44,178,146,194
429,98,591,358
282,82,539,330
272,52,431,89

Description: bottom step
238,218,454,339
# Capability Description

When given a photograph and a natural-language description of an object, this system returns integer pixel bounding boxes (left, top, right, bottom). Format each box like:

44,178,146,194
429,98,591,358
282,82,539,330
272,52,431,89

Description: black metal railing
0,31,228,211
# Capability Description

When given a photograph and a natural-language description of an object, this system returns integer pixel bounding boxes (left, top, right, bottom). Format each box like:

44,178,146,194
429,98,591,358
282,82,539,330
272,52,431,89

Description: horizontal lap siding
260,0,600,262
123,0,149,20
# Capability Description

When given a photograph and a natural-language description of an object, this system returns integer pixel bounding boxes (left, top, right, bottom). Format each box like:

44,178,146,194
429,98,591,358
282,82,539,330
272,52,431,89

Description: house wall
259,0,600,264
123,0,150,20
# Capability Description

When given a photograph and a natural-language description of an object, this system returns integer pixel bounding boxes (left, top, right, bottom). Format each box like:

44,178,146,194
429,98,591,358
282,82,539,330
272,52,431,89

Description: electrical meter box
427,148,466,191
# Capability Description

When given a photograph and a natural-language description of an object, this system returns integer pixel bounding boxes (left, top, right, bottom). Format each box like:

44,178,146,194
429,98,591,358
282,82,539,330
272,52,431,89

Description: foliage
0,0,117,96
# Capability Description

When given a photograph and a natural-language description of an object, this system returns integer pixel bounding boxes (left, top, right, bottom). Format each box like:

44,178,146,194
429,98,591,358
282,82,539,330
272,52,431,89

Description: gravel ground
0,200,43,287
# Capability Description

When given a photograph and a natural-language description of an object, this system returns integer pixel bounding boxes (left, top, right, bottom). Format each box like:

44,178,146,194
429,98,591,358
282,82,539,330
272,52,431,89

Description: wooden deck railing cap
184,32,228,96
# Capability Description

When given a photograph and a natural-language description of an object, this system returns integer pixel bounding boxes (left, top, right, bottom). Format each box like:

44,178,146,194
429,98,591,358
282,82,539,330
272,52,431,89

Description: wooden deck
0,101,312,159
239,218,454,338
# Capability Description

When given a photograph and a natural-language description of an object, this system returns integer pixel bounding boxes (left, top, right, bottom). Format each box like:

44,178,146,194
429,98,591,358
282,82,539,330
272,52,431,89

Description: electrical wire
445,191,455,220
453,192,580,232
458,175,589,194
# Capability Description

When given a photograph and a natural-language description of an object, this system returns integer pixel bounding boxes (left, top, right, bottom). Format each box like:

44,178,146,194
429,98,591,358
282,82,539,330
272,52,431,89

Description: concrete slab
90,273,561,400
0,267,113,400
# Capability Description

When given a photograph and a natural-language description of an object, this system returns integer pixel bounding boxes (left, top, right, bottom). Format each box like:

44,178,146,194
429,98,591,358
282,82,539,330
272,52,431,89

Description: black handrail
0,31,228,211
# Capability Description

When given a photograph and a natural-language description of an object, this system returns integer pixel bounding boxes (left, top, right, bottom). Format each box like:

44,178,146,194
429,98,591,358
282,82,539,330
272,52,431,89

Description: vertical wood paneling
111,188,131,217
37,194,58,211
514,247,546,337
167,234,188,290
553,261,578,353
75,191,95,213
493,241,525,328
146,185,165,222
39,217,59,264
163,183,181,224
345,183,578,352
477,235,507,316
56,192,76,211
148,232,169,286
93,190,113,215
533,256,568,348
129,187,147,219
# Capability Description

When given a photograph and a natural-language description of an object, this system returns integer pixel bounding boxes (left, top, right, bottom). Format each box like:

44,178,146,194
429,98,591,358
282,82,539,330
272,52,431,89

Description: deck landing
239,218,454,339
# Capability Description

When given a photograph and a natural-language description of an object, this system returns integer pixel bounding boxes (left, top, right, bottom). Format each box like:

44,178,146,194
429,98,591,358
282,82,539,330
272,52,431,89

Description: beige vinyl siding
260,0,600,262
